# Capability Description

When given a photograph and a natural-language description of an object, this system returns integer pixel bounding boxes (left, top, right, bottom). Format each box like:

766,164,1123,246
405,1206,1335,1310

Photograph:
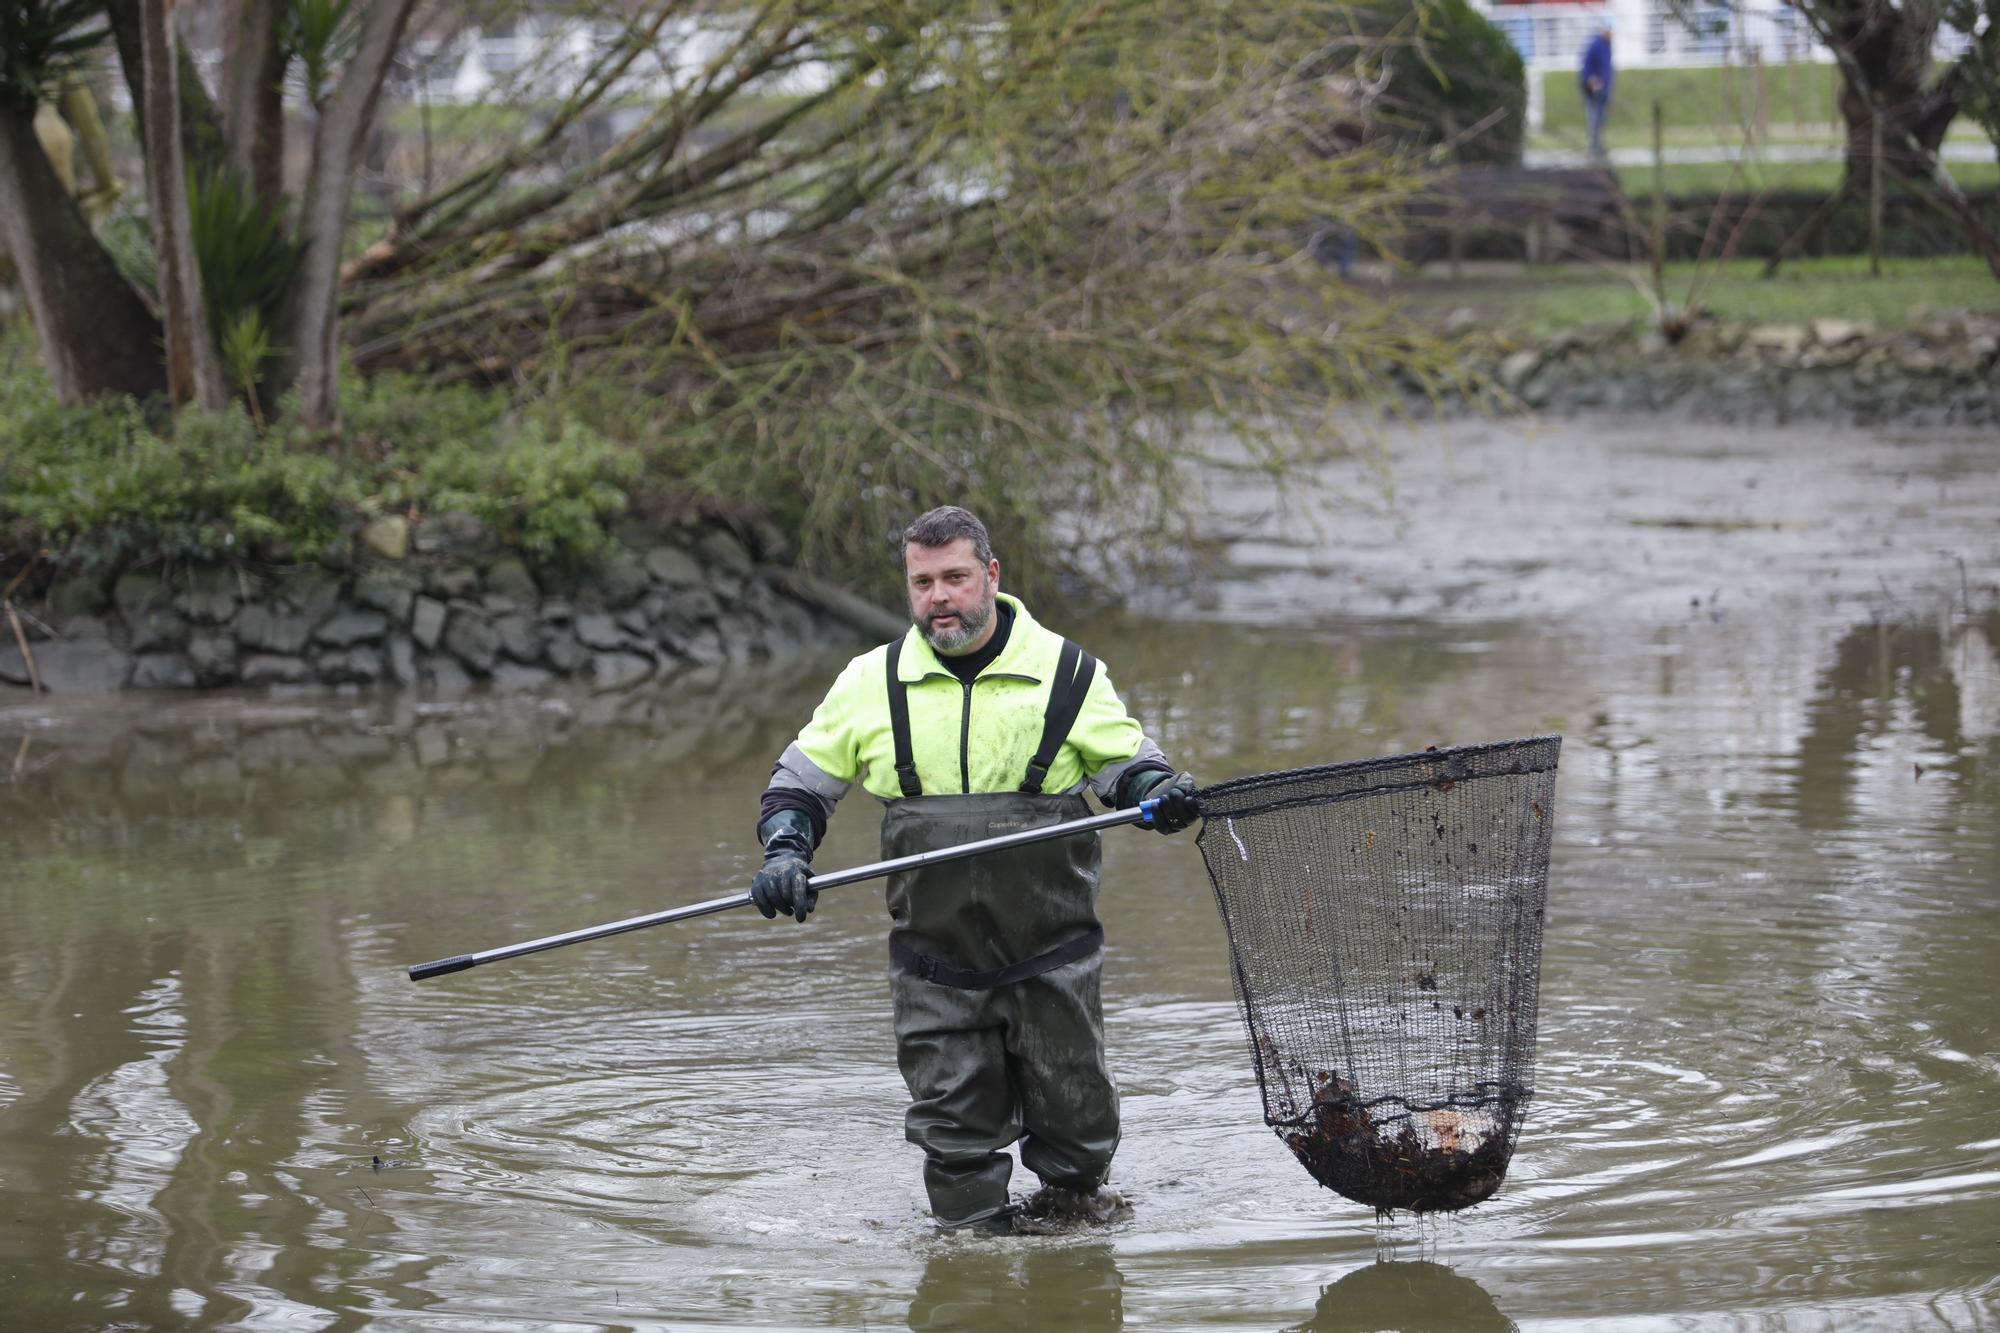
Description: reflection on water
1286,1261,1515,1333
910,1243,1123,1331
3,420,1999,1329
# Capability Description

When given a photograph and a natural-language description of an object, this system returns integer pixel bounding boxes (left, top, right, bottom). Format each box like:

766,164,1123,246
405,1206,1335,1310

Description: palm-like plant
0,1,104,116
188,166,303,339
284,0,358,111
188,166,304,418
219,308,282,424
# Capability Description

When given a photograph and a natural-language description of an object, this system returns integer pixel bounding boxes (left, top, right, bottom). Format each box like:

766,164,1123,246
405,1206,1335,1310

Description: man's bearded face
906,538,999,655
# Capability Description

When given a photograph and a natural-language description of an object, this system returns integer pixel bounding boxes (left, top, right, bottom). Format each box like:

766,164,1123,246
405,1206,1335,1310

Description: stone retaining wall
1454,310,2000,426
1,514,902,696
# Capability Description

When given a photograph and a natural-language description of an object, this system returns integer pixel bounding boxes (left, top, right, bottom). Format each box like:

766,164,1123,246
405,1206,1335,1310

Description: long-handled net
1194,736,1560,1215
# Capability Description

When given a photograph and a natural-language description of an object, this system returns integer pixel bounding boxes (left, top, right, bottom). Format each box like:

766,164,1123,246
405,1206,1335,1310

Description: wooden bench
1398,166,1631,269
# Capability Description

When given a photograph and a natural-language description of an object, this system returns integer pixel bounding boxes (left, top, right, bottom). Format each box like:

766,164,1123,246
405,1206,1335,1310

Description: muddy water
3,419,1997,1330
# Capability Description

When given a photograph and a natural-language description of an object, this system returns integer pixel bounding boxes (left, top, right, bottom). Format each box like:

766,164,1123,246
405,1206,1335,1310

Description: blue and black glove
751,809,818,922
1129,769,1199,835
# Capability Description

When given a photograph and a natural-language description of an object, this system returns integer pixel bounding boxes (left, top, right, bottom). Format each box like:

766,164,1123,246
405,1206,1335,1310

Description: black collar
938,601,1014,682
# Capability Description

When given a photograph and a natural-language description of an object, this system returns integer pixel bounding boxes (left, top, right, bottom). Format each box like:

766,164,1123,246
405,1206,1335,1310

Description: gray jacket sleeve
758,742,852,846
1081,736,1170,804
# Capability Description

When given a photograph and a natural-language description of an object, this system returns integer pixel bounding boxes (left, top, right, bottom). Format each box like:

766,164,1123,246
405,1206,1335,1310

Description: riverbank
1387,257,2000,424
8,253,1996,700
9,327,1993,699
1451,308,2000,425
0,515,905,696
1,316,928,696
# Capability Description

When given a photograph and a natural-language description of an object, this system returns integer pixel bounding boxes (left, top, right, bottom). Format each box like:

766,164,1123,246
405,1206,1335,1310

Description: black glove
750,809,818,922
1133,770,1199,835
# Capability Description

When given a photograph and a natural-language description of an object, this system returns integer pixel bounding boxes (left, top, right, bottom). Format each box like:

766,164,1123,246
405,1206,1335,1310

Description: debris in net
1279,1073,1515,1215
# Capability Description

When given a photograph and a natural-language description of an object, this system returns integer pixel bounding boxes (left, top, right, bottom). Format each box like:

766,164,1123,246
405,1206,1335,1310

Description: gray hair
902,506,994,565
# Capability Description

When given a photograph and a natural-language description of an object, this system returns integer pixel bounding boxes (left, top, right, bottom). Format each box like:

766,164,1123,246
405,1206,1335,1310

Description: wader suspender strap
1020,639,1096,794
885,637,922,798
885,635,1095,798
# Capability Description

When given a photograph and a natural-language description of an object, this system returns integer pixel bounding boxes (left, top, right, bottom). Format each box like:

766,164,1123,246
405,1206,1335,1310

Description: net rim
1195,734,1561,808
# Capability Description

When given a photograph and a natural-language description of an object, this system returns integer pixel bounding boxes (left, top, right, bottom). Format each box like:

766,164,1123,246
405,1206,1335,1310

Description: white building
410,4,1977,135
1468,1,1975,130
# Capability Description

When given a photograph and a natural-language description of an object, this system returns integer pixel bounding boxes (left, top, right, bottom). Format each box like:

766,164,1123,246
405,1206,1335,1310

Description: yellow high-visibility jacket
771,593,1163,806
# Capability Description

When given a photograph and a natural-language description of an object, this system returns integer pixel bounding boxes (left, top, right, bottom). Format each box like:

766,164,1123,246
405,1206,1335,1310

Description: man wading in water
750,505,1198,1234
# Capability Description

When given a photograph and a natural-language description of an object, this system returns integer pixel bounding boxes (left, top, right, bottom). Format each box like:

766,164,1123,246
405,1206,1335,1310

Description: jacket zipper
914,670,1041,796
959,680,974,793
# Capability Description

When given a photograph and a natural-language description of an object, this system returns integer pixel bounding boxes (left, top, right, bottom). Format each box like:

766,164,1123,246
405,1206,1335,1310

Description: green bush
424,419,642,561
0,324,646,568
0,401,345,563
326,368,510,454
1375,0,1527,166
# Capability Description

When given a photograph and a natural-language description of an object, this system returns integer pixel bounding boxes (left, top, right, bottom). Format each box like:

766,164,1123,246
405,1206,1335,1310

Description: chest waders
881,637,1121,1228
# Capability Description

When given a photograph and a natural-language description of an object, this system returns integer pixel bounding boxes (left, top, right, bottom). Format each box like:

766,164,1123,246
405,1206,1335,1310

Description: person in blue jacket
1579,21,1615,161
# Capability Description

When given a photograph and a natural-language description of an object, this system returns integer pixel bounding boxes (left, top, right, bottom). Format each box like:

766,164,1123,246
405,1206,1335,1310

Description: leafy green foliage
1386,0,1528,166
188,168,303,340
219,310,280,417
0,0,104,115
0,326,643,566
284,0,358,109
0,382,350,563
187,166,303,416
333,368,510,449
424,420,642,561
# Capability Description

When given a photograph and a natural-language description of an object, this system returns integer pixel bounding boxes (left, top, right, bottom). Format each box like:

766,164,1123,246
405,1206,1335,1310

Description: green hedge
1385,0,1528,166
0,323,644,569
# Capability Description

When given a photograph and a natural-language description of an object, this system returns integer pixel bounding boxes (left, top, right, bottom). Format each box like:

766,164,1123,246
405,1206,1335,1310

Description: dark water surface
3,420,1997,1330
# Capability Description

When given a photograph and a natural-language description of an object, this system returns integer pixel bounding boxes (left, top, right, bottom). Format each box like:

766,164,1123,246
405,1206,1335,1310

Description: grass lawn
1618,156,2000,197
1392,255,2000,336
1538,61,1843,138
1534,116,1996,158
383,101,536,139
1534,62,1997,153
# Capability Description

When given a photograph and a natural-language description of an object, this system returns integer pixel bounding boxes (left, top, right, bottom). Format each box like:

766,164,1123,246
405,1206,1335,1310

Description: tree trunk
277,0,420,426
139,0,228,411
0,110,164,403
1806,2,1948,191
1771,0,2000,279
220,0,287,210
102,0,228,181
1825,7,2000,277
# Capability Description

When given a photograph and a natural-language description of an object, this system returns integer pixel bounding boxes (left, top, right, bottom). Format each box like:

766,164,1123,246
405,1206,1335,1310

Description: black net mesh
1194,737,1560,1215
